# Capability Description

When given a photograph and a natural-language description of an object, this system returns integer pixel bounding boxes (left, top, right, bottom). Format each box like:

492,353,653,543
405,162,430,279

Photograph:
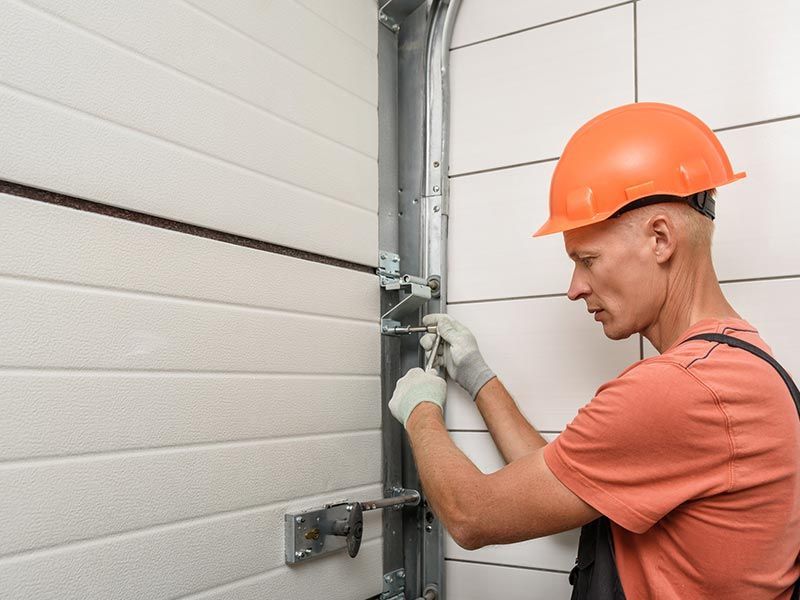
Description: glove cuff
464,361,495,401
400,386,445,427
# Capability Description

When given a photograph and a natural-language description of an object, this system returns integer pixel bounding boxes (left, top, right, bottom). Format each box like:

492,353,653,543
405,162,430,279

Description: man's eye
581,257,594,268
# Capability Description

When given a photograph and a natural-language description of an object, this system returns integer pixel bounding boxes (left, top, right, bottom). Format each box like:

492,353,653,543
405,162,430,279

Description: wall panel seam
289,0,376,55
0,368,379,378
444,556,571,574
0,273,377,325
0,429,382,468
172,538,383,600
0,367,380,378
182,0,377,105
448,113,800,178
449,156,560,178
0,182,375,273
633,0,638,101
448,292,568,305
446,274,800,305
17,0,379,158
713,113,800,133
0,80,377,216
719,274,800,285
450,1,635,52
0,482,384,565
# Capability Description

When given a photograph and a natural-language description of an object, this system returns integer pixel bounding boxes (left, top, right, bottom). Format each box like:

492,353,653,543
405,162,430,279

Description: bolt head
433,205,440,213
398,570,405,579
433,161,440,168
346,504,353,512
392,24,399,31
295,516,304,524
295,551,305,559
425,525,433,532
380,253,386,260
384,574,392,582
305,548,313,555
433,185,440,193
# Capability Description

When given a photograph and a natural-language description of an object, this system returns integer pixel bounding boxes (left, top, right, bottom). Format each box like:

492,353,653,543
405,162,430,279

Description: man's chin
600,320,636,341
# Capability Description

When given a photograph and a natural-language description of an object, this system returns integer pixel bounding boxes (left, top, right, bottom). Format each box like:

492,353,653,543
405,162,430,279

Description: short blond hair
624,189,716,249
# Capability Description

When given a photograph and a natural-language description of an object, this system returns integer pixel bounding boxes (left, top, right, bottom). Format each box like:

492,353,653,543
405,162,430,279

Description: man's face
563,218,663,340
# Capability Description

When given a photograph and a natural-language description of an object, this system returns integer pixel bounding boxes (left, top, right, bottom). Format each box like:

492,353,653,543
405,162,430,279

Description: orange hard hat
533,102,746,237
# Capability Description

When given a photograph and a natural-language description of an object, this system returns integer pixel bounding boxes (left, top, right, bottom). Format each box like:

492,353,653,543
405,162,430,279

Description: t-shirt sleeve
542,360,734,533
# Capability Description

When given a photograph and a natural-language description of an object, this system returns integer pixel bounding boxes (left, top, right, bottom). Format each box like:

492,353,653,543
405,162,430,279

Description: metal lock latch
285,488,420,564
377,251,440,335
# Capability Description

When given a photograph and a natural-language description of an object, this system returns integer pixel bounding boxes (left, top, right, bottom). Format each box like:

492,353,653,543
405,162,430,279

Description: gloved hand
420,313,495,400
389,367,446,428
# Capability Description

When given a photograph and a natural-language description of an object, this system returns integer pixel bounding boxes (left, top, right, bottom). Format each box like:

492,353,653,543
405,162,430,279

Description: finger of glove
419,332,436,351
423,347,443,367
433,316,460,343
422,313,446,327
426,367,443,379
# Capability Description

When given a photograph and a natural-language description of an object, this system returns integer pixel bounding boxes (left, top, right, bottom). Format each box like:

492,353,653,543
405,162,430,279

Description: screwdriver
425,331,442,371
384,325,437,335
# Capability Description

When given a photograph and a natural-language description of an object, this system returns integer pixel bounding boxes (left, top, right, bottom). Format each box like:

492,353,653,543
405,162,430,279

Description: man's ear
649,214,677,264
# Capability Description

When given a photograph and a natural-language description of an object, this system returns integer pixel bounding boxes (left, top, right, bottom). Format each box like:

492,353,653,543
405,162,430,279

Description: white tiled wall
446,0,800,595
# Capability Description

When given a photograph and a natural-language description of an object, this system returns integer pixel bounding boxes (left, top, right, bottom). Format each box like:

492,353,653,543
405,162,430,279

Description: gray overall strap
683,333,800,416
683,332,800,600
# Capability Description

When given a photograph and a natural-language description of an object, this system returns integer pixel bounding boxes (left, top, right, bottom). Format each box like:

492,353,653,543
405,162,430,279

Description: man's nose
567,267,591,301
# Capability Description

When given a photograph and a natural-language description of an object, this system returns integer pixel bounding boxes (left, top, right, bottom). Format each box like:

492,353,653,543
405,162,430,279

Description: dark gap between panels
0,179,375,274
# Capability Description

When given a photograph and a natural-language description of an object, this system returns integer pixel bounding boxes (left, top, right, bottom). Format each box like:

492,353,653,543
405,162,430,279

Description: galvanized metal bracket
285,488,420,565
378,7,400,32
378,251,440,335
381,568,407,599
378,251,401,287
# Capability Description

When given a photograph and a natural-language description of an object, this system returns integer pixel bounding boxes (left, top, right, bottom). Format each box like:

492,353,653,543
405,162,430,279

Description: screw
433,205,440,213
305,548,313,555
295,551,305,559
346,504,353,512
433,161,440,168
433,185,440,193
392,256,399,262
295,516,304,524
398,570,406,579
379,13,387,21
380,253,386,260
384,574,392,582
425,525,433,532
392,24,399,31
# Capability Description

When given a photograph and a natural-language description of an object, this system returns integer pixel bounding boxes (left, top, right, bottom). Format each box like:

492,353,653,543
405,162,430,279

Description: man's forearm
405,402,485,547
475,377,548,463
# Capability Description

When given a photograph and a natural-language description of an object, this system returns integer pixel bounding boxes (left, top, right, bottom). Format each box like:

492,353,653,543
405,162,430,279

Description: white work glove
420,313,495,400
389,367,446,428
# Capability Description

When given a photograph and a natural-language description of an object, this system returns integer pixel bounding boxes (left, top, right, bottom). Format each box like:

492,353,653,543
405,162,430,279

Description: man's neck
643,257,740,354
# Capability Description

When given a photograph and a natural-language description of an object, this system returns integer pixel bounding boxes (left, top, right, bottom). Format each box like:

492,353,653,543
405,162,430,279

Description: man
389,103,800,599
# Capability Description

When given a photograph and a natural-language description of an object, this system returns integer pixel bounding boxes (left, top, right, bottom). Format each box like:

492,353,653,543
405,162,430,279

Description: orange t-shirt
543,318,800,599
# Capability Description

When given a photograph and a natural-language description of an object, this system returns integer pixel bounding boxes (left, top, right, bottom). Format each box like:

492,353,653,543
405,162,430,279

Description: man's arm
406,403,600,550
475,376,549,463
420,313,548,463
